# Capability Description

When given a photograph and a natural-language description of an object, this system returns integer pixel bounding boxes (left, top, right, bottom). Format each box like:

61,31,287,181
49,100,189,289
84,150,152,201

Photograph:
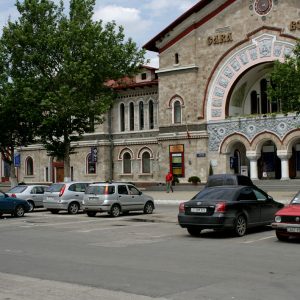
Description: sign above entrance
208,33,233,46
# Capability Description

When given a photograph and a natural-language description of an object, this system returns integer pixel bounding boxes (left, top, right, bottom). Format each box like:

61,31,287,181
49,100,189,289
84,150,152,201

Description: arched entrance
230,143,248,175
257,141,281,179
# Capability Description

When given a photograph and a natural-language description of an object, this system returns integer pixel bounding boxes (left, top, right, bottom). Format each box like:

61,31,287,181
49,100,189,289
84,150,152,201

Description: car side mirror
267,195,273,201
139,191,142,195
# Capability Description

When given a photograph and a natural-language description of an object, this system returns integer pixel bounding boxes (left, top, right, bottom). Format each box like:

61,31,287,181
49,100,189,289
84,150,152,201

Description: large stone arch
220,133,251,154
251,132,283,153
282,129,300,153
206,29,295,121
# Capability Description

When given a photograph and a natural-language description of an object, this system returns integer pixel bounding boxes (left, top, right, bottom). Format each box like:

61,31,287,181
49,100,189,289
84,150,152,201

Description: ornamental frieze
208,115,300,151
207,34,294,121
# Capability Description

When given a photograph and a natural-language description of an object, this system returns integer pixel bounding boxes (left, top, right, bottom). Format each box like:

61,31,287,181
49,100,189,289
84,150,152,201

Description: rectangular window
141,73,147,80
169,145,185,177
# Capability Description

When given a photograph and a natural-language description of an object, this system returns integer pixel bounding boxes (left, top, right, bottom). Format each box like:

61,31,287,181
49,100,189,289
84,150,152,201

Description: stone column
124,103,129,131
277,150,292,180
246,151,260,180
144,100,149,130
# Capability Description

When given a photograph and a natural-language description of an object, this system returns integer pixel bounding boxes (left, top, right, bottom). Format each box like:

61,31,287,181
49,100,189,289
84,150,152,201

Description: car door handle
75,195,79,197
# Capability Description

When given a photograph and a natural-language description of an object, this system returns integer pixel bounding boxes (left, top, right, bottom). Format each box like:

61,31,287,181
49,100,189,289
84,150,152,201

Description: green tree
0,36,42,187
268,43,300,113
2,0,145,181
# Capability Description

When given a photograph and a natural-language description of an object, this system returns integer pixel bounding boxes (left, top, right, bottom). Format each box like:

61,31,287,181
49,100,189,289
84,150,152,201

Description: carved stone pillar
246,151,260,180
277,150,292,180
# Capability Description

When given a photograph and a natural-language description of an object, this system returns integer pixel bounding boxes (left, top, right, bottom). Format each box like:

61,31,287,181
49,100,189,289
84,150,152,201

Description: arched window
139,101,144,130
251,91,258,114
142,152,151,173
123,152,132,174
25,157,34,176
129,102,134,131
149,100,154,129
120,103,125,132
260,79,268,114
86,153,96,174
174,100,182,124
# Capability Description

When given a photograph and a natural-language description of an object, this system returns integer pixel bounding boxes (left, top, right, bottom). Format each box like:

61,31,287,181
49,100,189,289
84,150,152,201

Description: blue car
0,190,31,217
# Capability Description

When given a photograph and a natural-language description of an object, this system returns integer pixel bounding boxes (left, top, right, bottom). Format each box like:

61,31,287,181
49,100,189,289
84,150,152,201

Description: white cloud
93,5,152,42
144,0,196,16
94,5,140,24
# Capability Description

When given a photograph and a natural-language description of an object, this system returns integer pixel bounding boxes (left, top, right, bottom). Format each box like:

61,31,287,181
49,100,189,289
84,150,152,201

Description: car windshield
46,184,65,192
291,193,300,204
86,185,115,195
7,186,28,193
191,188,236,201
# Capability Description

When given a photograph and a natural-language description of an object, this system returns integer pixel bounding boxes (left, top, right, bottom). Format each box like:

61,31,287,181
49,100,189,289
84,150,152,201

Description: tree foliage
268,43,300,113
1,0,145,180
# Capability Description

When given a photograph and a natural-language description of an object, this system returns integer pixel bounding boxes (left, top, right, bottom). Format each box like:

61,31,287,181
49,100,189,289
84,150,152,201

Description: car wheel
87,211,97,217
187,226,202,237
234,214,247,237
68,202,79,215
143,201,154,214
14,205,25,217
276,230,289,241
49,209,59,214
110,204,121,217
27,200,34,212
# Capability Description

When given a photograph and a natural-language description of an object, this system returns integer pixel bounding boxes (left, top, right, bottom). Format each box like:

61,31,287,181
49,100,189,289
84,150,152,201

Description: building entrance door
55,167,64,182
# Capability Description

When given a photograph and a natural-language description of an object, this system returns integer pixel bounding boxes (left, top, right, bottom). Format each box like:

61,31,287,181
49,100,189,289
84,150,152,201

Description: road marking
241,236,274,244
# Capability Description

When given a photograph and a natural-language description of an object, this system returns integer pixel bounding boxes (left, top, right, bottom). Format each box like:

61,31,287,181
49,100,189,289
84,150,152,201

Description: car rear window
191,188,236,201
86,185,115,195
8,186,28,193
206,178,224,187
46,184,65,192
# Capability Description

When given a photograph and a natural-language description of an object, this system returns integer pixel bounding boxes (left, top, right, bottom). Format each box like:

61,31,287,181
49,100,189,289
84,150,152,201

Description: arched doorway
230,143,248,175
289,142,300,179
257,141,281,179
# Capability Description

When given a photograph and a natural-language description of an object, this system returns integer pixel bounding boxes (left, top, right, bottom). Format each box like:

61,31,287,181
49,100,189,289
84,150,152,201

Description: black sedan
0,190,31,217
178,186,284,237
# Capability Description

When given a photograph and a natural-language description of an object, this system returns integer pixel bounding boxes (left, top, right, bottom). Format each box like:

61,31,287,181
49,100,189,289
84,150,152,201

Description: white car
43,182,91,214
83,182,155,217
6,185,49,212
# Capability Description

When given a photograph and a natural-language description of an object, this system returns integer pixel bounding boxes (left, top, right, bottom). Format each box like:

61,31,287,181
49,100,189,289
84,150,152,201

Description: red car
272,193,300,241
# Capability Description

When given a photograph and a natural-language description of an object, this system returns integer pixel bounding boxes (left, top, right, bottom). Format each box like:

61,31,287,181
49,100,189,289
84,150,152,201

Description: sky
0,0,200,67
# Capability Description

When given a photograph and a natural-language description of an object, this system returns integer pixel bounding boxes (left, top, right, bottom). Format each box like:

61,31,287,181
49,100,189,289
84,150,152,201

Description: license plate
89,197,98,201
191,207,207,213
46,197,54,201
287,227,300,233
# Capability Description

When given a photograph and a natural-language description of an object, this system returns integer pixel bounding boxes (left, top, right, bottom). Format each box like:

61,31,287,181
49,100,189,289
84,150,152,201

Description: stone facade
3,0,300,184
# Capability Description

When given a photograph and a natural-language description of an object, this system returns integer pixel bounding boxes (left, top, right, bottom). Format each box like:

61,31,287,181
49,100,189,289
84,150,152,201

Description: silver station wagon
83,182,155,217
43,182,91,214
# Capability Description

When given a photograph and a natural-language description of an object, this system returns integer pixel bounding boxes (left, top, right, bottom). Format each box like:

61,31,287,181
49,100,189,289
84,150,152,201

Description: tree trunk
64,140,71,182
9,162,18,188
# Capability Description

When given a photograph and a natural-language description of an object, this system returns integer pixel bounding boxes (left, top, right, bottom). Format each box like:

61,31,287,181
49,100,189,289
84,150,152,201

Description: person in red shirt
165,171,173,193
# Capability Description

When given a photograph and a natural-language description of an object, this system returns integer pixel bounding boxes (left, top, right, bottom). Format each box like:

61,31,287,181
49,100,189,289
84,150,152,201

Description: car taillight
59,185,66,197
11,194,16,198
215,202,226,213
179,202,185,213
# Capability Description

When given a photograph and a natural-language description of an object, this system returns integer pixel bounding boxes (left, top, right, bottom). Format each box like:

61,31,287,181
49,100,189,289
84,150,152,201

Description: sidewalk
144,188,295,205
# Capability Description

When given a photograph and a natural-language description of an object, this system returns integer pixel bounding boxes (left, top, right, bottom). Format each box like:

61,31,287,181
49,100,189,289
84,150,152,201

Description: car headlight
275,216,281,223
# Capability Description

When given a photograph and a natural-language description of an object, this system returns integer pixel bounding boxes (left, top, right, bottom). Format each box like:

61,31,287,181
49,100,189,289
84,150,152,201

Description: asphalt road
0,205,299,300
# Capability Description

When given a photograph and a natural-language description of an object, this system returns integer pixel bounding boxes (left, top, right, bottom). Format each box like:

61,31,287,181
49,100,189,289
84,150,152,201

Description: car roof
89,182,135,186
53,181,92,184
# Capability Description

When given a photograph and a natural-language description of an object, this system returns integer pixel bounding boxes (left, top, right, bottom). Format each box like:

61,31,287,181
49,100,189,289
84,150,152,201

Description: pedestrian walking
166,171,174,193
